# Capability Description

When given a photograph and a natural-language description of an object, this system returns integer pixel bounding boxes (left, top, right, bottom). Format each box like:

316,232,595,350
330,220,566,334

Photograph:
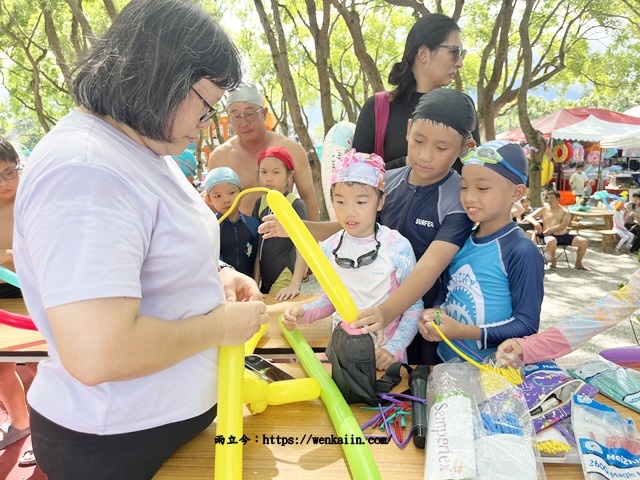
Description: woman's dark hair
73,0,243,142
0,136,19,165
388,13,460,103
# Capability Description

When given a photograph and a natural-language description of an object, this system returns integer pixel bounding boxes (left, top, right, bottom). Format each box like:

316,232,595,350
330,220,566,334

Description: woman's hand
210,301,269,346
275,284,300,301
282,306,304,331
219,267,263,302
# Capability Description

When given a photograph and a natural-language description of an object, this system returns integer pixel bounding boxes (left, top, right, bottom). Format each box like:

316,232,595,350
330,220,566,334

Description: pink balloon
0,309,37,330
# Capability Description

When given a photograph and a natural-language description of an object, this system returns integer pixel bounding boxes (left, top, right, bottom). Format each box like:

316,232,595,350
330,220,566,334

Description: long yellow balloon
214,344,243,480
265,189,358,322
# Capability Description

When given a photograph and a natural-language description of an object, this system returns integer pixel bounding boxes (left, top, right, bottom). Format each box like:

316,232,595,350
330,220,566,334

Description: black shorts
551,233,576,246
536,233,576,246
0,282,22,298
30,404,217,480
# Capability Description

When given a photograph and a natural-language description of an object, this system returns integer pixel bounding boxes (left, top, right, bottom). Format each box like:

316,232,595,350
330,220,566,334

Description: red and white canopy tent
497,108,640,142
497,108,640,190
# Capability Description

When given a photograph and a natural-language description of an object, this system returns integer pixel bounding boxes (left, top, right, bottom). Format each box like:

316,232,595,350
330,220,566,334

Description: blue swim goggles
461,146,527,184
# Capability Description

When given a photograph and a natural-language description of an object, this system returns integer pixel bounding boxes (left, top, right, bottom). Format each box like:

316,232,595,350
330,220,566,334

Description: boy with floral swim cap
282,150,423,370
419,140,544,362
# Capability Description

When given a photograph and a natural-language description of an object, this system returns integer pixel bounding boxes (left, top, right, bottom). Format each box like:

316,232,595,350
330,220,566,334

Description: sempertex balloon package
572,394,640,479
424,362,546,480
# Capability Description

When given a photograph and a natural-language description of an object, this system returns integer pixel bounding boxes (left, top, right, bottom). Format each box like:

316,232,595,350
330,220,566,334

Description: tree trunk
0,13,51,133
41,2,73,93
329,0,384,93
64,0,97,47
303,0,335,136
254,0,329,220
102,0,118,20
517,0,545,208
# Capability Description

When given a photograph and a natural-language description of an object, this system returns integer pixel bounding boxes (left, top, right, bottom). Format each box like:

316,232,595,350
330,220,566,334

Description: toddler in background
253,146,308,300
282,150,422,370
612,199,634,254
204,167,259,277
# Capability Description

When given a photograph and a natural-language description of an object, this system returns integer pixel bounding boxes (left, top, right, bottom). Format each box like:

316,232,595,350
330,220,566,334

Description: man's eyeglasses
228,108,266,125
332,225,380,269
461,146,527,184
191,87,220,123
438,44,467,62
0,167,20,182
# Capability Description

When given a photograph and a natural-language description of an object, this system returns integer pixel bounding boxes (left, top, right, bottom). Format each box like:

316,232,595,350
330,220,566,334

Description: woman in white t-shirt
13,1,268,478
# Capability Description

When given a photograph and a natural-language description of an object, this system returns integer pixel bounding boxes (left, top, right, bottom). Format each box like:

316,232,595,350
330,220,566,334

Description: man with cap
204,167,260,277
418,140,544,363
207,83,319,220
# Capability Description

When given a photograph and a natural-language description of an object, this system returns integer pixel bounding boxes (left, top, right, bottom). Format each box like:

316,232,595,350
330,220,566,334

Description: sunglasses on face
332,225,380,269
461,146,527,184
437,44,467,62
191,87,221,123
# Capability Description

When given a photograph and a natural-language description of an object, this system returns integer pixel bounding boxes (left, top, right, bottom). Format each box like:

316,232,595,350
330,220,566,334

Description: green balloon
279,316,381,480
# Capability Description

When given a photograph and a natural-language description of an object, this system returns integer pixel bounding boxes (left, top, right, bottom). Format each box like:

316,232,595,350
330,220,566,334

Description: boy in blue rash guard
419,140,544,362
204,167,260,277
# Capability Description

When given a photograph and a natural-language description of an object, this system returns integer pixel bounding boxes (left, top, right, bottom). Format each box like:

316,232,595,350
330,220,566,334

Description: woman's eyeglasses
0,167,21,182
332,226,380,269
437,44,467,62
228,109,266,125
191,87,220,123
461,146,527,184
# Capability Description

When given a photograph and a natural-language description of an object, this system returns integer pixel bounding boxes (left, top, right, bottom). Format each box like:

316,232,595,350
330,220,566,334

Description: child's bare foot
575,264,590,271
549,262,557,270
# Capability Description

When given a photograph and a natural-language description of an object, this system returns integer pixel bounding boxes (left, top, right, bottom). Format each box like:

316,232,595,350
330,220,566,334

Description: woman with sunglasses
12,1,268,478
281,150,422,371
352,13,480,170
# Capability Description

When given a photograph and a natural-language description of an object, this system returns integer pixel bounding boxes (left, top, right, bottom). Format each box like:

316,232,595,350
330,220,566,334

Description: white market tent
551,115,640,142
601,129,640,149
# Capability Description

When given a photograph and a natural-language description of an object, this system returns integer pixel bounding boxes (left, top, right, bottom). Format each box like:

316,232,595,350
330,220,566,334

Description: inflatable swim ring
321,122,355,221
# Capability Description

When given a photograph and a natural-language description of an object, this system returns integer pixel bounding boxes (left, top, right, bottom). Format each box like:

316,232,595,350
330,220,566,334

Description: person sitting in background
204,167,260,277
511,196,533,231
525,190,590,270
419,141,544,362
253,146,308,300
498,267,640,364
282,151,422,371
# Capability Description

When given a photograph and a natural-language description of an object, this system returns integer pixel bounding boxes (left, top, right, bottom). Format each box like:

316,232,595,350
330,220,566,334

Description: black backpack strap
376,362,412,393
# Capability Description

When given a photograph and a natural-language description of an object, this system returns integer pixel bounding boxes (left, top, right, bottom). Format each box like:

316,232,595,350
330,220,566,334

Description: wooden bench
597,229,620,253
